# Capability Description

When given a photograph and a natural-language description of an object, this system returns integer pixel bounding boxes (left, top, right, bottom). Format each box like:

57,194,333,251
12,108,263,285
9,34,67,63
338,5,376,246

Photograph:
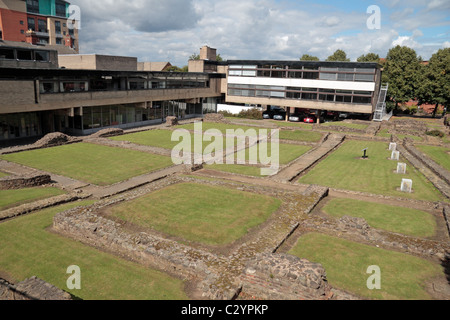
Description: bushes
218,108,263,120
425,130,445,138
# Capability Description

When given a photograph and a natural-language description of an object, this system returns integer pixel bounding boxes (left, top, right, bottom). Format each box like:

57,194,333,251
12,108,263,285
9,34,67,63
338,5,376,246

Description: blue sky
70,0,450,66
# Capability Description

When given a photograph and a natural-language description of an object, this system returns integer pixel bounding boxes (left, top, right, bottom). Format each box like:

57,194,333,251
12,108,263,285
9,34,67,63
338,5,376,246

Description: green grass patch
1,143,174,186
322,198,436,237
237,143,311,165
178,122,261,136
416,145,450,172
377,129,391,138
111,129,184,150
298,140,444,201
0,171,9,178
289,233,442,300
109,182,282,246
279,130,322,142
0,201,188,300
0,187,65,211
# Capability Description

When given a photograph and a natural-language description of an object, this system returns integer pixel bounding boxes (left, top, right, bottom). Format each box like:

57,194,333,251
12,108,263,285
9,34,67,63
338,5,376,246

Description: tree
417,48,450,117
382,45,422,112
216,54,224,62
357,53,380,63
167,65,189,72
300,54,320,61
189,54,200,60
326,49,350,62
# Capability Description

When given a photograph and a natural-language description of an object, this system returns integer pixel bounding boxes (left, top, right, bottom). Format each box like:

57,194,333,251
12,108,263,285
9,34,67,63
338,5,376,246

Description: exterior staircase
373,84,390,122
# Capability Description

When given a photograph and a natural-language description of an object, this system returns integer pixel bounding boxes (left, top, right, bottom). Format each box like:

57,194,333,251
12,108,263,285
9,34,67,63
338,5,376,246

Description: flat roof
0,67,226,79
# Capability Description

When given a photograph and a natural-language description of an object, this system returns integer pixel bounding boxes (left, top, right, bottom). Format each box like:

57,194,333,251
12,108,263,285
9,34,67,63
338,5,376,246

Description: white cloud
70,0,450,66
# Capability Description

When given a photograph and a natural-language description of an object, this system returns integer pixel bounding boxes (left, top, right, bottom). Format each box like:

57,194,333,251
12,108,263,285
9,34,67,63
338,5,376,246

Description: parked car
303,114,317,124
263,106,286,120
288,111,307,122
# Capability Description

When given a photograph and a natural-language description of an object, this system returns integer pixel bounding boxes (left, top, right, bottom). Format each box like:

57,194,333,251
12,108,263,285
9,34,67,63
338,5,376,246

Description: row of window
227,84,373,105
229,65,376,82
40,79,209,94
26,0,67,17
0,48,50,62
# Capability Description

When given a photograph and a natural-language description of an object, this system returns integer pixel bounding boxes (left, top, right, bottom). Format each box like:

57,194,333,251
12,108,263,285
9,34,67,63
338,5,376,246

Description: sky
69,0,450,66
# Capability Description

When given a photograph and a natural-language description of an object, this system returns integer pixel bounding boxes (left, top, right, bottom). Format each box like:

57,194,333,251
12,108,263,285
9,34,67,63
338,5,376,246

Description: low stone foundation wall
0,193,90,221
0,277,71,300
0,174,51,190
301,215,449,261
203,113,227,123
403,143,450,186
239,253,333,300
165,116,179,126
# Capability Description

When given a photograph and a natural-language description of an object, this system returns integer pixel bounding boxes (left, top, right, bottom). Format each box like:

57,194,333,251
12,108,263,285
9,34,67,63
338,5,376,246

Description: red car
303,115,317,123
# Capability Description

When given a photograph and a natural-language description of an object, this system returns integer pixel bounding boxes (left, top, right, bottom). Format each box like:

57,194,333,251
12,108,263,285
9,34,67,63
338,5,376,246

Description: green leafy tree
326,49,350,62
189,54,200,60
382,45,422,111
300,54,320,61
167,65,189,72
357,53,380,63
417,48,450,117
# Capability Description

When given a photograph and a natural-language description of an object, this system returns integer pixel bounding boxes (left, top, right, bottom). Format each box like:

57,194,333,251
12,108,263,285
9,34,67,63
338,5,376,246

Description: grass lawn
109,182,282,246
298,140,444,202
289,233,442,300
178,122,262,136
0,187,66,211
237,143,312,165
279,130,322,142
110,129,184,150
206,164,266,177
416,145,450,172
322,198,436,238
0,201,188,300
1,143,174,186
0,171,9,178
377,129,391,138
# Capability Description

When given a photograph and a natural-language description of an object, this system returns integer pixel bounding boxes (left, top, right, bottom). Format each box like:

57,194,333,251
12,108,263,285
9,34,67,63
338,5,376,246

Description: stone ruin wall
0,277,71,300
0,174,51,190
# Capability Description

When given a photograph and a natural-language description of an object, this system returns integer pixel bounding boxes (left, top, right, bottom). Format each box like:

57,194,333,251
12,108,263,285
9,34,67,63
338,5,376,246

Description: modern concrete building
0,0,79,53
224,60,383,120
137,61,172,72
0,47,225,142
59,54,138,71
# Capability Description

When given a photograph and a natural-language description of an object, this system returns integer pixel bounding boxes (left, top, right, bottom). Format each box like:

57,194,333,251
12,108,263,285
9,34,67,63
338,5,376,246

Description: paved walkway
271,133,345,182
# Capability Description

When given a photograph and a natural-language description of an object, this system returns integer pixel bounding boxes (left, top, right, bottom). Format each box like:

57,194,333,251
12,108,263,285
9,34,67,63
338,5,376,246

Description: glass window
335,95,352,103
38,19,47,33
319,73,337,81
353,96,372,104
302,93,317,100
55,1,67,17
303,71,319,79
55,21,61,34
27,0,40,14
82,108,93,130
17,50,33,60
27,18,36,31
337,73,355,81
355,74,374,82
0,48,15,60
